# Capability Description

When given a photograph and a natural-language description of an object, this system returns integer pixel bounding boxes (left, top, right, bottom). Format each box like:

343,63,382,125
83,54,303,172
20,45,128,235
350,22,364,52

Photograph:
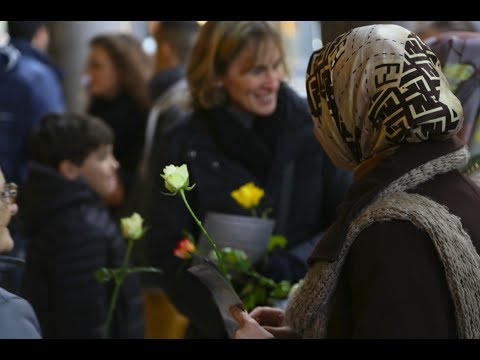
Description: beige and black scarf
306,24,464,170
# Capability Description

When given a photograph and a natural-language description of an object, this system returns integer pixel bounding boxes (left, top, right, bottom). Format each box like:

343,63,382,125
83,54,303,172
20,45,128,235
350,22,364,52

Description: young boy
18,112,144,338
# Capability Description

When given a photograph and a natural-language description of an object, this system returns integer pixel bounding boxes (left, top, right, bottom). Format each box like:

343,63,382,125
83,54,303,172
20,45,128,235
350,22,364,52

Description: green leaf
218,247,251,273
240,284,267,311
269,280,292,299
95,268,114,283
267,235,287,252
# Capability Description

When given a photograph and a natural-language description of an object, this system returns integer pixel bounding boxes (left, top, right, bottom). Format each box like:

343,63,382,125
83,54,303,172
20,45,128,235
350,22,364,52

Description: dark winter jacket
18,163,144,338
147,83,352,337
287,138,480,338
0,44,64,184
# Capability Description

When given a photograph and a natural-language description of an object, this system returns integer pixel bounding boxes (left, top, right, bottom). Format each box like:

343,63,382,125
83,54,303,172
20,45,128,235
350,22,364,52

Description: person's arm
0,290,42,339
346,219,457,338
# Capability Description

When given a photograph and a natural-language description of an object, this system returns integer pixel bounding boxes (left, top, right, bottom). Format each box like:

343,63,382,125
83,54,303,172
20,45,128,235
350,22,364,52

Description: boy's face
77,144,119,198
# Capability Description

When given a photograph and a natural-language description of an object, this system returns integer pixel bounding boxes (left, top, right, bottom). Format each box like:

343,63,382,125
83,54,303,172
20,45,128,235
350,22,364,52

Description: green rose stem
245,269,276,288
179,188,231,286
102,236,135,339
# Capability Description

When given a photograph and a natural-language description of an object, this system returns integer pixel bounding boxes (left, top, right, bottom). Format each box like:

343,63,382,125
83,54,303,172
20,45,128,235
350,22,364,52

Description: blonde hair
187,21,288,110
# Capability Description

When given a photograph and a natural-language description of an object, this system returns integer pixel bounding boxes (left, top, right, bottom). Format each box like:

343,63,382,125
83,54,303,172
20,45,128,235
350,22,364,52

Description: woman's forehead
238,38,280,66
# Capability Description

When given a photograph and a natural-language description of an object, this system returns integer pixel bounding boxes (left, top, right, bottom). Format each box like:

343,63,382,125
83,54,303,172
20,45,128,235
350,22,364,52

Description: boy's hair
29,112,113,168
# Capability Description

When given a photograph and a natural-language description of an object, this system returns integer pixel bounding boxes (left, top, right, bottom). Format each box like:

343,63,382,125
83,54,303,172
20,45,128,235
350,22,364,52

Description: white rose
120,212,144,240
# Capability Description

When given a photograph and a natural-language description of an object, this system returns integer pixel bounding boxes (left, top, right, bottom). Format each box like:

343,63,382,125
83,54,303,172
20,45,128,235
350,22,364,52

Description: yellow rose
230,182,264,210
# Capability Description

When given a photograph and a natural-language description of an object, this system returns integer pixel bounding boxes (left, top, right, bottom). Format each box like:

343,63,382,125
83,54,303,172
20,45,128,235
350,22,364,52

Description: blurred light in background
142,36,157,55
0,21,8,45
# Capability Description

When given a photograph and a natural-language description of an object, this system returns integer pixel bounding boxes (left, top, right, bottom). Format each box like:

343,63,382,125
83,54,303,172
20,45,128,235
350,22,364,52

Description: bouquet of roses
162,164,292,311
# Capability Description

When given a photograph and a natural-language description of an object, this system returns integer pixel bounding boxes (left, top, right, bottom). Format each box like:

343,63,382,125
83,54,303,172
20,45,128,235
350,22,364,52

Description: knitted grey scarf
285,146,480,338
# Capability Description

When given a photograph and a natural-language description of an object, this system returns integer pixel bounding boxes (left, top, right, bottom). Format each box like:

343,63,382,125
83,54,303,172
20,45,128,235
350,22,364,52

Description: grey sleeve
0,295,42,339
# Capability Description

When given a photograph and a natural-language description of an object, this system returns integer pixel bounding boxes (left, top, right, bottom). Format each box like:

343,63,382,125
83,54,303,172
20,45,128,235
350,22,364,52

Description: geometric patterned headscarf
306,24,464,169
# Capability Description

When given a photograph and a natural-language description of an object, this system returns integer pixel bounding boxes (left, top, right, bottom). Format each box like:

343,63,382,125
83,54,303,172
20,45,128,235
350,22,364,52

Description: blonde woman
149,21,351,338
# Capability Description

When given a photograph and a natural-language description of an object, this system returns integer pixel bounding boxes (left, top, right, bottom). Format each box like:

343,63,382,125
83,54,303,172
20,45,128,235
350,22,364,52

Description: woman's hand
249,306,284,326
230,306,274,339
230,305,301,339
249,306,301,339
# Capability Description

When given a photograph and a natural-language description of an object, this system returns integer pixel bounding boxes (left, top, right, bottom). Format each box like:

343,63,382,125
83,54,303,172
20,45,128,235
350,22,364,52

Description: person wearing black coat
85,33,152,201
147,21,352,338
19,113,144,339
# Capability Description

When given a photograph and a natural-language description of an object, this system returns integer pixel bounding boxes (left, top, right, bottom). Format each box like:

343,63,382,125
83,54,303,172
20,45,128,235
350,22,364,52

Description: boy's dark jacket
18,162,144,338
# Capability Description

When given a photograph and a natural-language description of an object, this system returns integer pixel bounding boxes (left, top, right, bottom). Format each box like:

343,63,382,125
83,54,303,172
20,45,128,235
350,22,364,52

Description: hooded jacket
19,162,144,338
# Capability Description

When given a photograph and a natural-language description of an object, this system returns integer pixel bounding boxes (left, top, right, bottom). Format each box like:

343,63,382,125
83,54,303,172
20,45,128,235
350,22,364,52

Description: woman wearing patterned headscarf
231,24,480,339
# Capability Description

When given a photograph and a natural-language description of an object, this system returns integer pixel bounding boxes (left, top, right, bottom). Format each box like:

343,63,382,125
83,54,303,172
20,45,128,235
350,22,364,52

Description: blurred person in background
125,21,200,339
1,23,65,259
85,33,152,214
148,21,352,338
424,30,480,182
128,21,199,236
7,21,65,114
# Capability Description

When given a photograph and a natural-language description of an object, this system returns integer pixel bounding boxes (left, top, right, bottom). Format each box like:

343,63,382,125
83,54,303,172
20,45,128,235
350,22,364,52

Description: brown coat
311,138,480,338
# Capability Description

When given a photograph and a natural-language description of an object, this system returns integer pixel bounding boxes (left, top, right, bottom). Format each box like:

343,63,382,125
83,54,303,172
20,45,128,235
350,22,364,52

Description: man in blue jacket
7,21,65,118
1,23,65,258
2,21,64,185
